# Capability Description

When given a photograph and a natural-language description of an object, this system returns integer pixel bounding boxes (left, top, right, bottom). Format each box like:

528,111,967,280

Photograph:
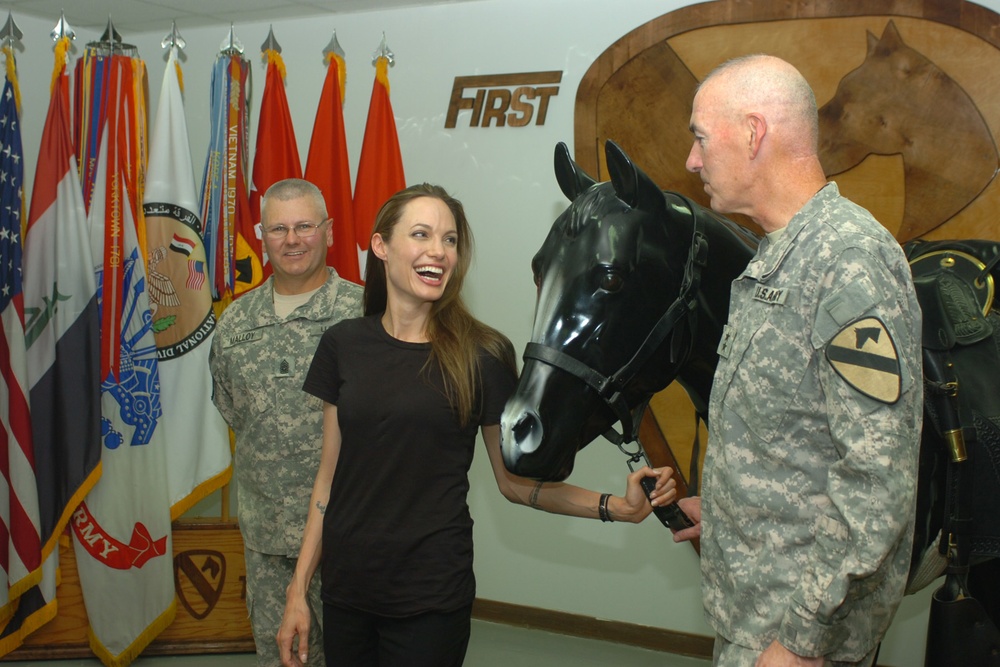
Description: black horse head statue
500,140,758,481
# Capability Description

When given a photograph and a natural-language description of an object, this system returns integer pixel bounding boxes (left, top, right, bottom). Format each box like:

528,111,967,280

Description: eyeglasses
262,220,329,238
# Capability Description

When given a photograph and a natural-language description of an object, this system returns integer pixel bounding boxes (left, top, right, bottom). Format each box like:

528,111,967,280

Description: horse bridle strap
523,196,709,445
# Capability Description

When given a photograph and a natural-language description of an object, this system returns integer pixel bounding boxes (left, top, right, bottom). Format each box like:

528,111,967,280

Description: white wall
12,1,999,664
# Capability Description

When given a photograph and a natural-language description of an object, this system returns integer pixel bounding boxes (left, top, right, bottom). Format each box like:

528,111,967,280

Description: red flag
251,49,301,280
305,50,360,283
353,55,405,264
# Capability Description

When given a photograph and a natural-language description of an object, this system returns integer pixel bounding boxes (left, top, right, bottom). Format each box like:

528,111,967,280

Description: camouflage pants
712,634,877,667
245,548,325,667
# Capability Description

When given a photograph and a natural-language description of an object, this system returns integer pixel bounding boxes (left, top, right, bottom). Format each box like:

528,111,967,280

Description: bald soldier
672,55,923,667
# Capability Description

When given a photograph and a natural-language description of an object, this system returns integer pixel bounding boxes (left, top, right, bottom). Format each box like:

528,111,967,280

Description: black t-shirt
303,314,516,616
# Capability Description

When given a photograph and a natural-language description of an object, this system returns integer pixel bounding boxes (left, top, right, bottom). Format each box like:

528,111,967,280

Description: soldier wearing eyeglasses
210,178,363,667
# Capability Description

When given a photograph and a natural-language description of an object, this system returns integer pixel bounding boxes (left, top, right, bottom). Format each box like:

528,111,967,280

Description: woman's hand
613,465,677,522
277,588,312,666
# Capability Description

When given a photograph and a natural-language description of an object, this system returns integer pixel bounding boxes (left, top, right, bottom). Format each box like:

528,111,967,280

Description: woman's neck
381,300,433,343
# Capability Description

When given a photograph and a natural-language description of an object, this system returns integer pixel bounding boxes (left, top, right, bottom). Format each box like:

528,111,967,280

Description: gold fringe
169,465,233,521
41,462,103,562
88,599,177,667
266,49,287,82
328,51,347,104
375,55,390,94
3,563,43,613
2,47,20,114
0,594,58,658
174,60,184,95
51,37,69,95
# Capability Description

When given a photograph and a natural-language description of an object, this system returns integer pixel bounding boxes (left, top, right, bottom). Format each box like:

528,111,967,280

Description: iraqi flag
143,45,231,520
74,53,175,666
305,45,360,283
352,51,405,275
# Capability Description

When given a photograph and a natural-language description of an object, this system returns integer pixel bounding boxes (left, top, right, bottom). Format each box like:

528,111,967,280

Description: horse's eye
599,271,624,292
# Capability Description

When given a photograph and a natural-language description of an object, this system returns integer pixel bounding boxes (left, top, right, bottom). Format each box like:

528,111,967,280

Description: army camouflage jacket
701,183,923,661
209,269,363,555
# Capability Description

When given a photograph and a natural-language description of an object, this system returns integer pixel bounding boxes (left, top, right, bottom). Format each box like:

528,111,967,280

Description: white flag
143,46,231,518
73,55,175,666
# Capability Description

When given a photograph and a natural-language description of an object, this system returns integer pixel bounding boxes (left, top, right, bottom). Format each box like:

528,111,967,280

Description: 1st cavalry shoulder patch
825,316,901,403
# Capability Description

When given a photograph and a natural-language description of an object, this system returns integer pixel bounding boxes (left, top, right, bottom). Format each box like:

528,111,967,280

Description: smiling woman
275,182,674,667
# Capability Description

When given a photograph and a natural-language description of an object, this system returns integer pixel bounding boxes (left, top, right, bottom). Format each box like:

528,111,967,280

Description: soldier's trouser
245,548,325,667
712,634,877,667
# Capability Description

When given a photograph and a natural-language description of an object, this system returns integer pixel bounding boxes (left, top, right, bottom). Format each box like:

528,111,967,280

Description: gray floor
11,620,712,666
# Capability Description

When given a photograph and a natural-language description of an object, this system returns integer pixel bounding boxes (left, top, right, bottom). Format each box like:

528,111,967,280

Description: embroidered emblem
274,358,293,378
226,331,262,346
826,316,901,403
718,323,734,358
753,284,787,305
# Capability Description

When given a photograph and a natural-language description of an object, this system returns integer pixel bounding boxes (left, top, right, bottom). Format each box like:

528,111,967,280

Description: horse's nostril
512,412,542,454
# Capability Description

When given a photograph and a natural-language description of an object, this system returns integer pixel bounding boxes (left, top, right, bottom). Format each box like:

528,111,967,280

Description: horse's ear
606,140,664,212
554,142,596,201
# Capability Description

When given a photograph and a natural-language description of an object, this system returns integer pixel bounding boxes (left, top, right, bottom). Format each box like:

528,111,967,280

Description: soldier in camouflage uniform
673,56,923,667
210,179,363,667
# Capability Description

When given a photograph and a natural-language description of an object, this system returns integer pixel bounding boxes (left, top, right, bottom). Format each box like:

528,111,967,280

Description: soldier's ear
747,113,766,158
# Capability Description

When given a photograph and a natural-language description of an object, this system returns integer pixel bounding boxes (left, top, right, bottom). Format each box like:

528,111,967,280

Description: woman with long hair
278,183,675,667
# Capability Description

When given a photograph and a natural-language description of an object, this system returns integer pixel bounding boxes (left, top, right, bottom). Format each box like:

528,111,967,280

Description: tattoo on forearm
529,482,543,508
316,501,327,515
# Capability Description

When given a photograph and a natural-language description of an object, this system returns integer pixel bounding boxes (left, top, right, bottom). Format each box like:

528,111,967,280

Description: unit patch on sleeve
825,316,901,403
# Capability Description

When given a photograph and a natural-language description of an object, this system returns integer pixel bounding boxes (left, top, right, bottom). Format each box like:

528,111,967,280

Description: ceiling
2,0,469,35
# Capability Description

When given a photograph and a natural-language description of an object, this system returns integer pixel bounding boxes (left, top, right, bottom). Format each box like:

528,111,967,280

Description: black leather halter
522,195,709,446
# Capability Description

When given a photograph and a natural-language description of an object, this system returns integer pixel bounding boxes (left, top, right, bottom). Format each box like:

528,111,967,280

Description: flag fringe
2,46,19,114
87,599,176,667
266,49,287,82
2,566,43,613
0,595,58,658
169,465,232,521
327,51,347,104
173,60,183,95
41,461,103,562
375,56,390,93
49,38,69,95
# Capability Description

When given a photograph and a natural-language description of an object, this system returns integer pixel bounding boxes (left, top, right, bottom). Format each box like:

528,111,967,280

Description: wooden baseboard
472,598,714,659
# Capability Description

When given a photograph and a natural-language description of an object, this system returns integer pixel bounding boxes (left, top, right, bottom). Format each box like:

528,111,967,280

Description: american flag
0,68,41,628
0,79,24,310
186,259,206,290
